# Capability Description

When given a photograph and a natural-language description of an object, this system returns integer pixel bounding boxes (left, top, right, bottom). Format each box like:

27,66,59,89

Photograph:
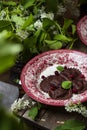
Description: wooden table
17,94,87,130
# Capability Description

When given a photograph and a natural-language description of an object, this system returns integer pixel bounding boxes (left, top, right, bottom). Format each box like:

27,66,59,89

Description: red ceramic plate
77,15,87,45
20,50,87,106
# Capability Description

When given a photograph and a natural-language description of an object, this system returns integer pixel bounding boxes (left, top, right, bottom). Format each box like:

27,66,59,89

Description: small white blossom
11,97,30,113
41,12,54,20
34,20,42,29
53,31,58,35
0,10,6,20
32,101,36,105
65,100,87,117
47,12,54,20
41,12,47,19
16,30,29,40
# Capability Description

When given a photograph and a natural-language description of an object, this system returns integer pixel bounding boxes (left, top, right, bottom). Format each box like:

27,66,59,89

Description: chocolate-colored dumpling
40,67,87,100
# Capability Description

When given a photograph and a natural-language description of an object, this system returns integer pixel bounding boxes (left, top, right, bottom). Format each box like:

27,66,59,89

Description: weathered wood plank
17,94,87,130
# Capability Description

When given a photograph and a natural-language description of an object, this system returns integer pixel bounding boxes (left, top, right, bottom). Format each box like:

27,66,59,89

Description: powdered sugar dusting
21,50,87,106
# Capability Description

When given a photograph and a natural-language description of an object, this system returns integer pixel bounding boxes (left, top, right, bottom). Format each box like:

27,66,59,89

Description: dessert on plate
40,67,87,100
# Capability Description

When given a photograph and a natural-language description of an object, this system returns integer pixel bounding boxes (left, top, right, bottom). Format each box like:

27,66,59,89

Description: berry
54,71,59,76
69,75,74,79
80,74,85,79
72,87,78,93
64,66,67,69
50,86,56,91
41,75,46,79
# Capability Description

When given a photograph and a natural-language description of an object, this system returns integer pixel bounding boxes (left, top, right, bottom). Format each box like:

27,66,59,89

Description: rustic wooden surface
17,94,87,130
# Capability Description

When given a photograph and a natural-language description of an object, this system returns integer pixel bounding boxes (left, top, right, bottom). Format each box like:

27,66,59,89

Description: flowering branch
65,100,87,117
11,97,36,113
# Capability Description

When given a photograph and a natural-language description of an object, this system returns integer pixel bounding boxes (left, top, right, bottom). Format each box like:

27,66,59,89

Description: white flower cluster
65,101,87,117
16,30,29,40
41,12,54,20
11,97,36,113
34,20,42,29
0,10,6,20
34,7,54,30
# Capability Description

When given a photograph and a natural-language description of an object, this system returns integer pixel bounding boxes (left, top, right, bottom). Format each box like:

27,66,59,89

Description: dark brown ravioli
49,88,72,100
73,79,87,94
40,67,87,100
60,68,81,80
40,75,64,93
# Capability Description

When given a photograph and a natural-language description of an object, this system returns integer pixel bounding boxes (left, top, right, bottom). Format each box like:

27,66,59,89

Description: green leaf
54,125,62,130
54,119,86,130
63,18,73,33
23,36,38,55
45,40,62,49
54,34,72,42
0,20,12,32
72,24,76,35
0,30,12,40
40,31,47,43
61,119,85,130
0,41,22,73
24,0,35,9
34,29,42,39
22,14,34,29
43,18,55,30
56,66,64,72
2,1,16,6
0,55,16,73
28,106,38,120
28,103,42,120
62,81,72,89
11,15,25,26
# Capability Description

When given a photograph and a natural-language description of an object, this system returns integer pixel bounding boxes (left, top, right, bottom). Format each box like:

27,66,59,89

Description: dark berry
41,75,46,79
80,74,85,79
54,71,59,76
69,75,74,79
72,87,78,93
50,86,56,91
64,66,67,69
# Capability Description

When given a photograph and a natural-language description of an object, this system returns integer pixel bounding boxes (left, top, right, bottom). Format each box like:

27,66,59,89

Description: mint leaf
0,20,12,32
54,34,72,42
62,81,72,89
2,1,16,6
63,18,73,33
45,40,62,49
22,14,34,29
28,103,42,120
54,119,86,130
56,66,64,72
72,24,76,35
24,0,35,9
28,106,38,120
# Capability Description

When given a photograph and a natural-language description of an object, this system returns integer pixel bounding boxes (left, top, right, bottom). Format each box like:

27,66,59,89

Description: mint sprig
62,80,72,89
56,66,64,72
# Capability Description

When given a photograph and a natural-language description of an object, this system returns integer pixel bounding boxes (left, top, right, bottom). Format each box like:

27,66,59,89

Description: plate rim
20,49,87,106
77,15,87,45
